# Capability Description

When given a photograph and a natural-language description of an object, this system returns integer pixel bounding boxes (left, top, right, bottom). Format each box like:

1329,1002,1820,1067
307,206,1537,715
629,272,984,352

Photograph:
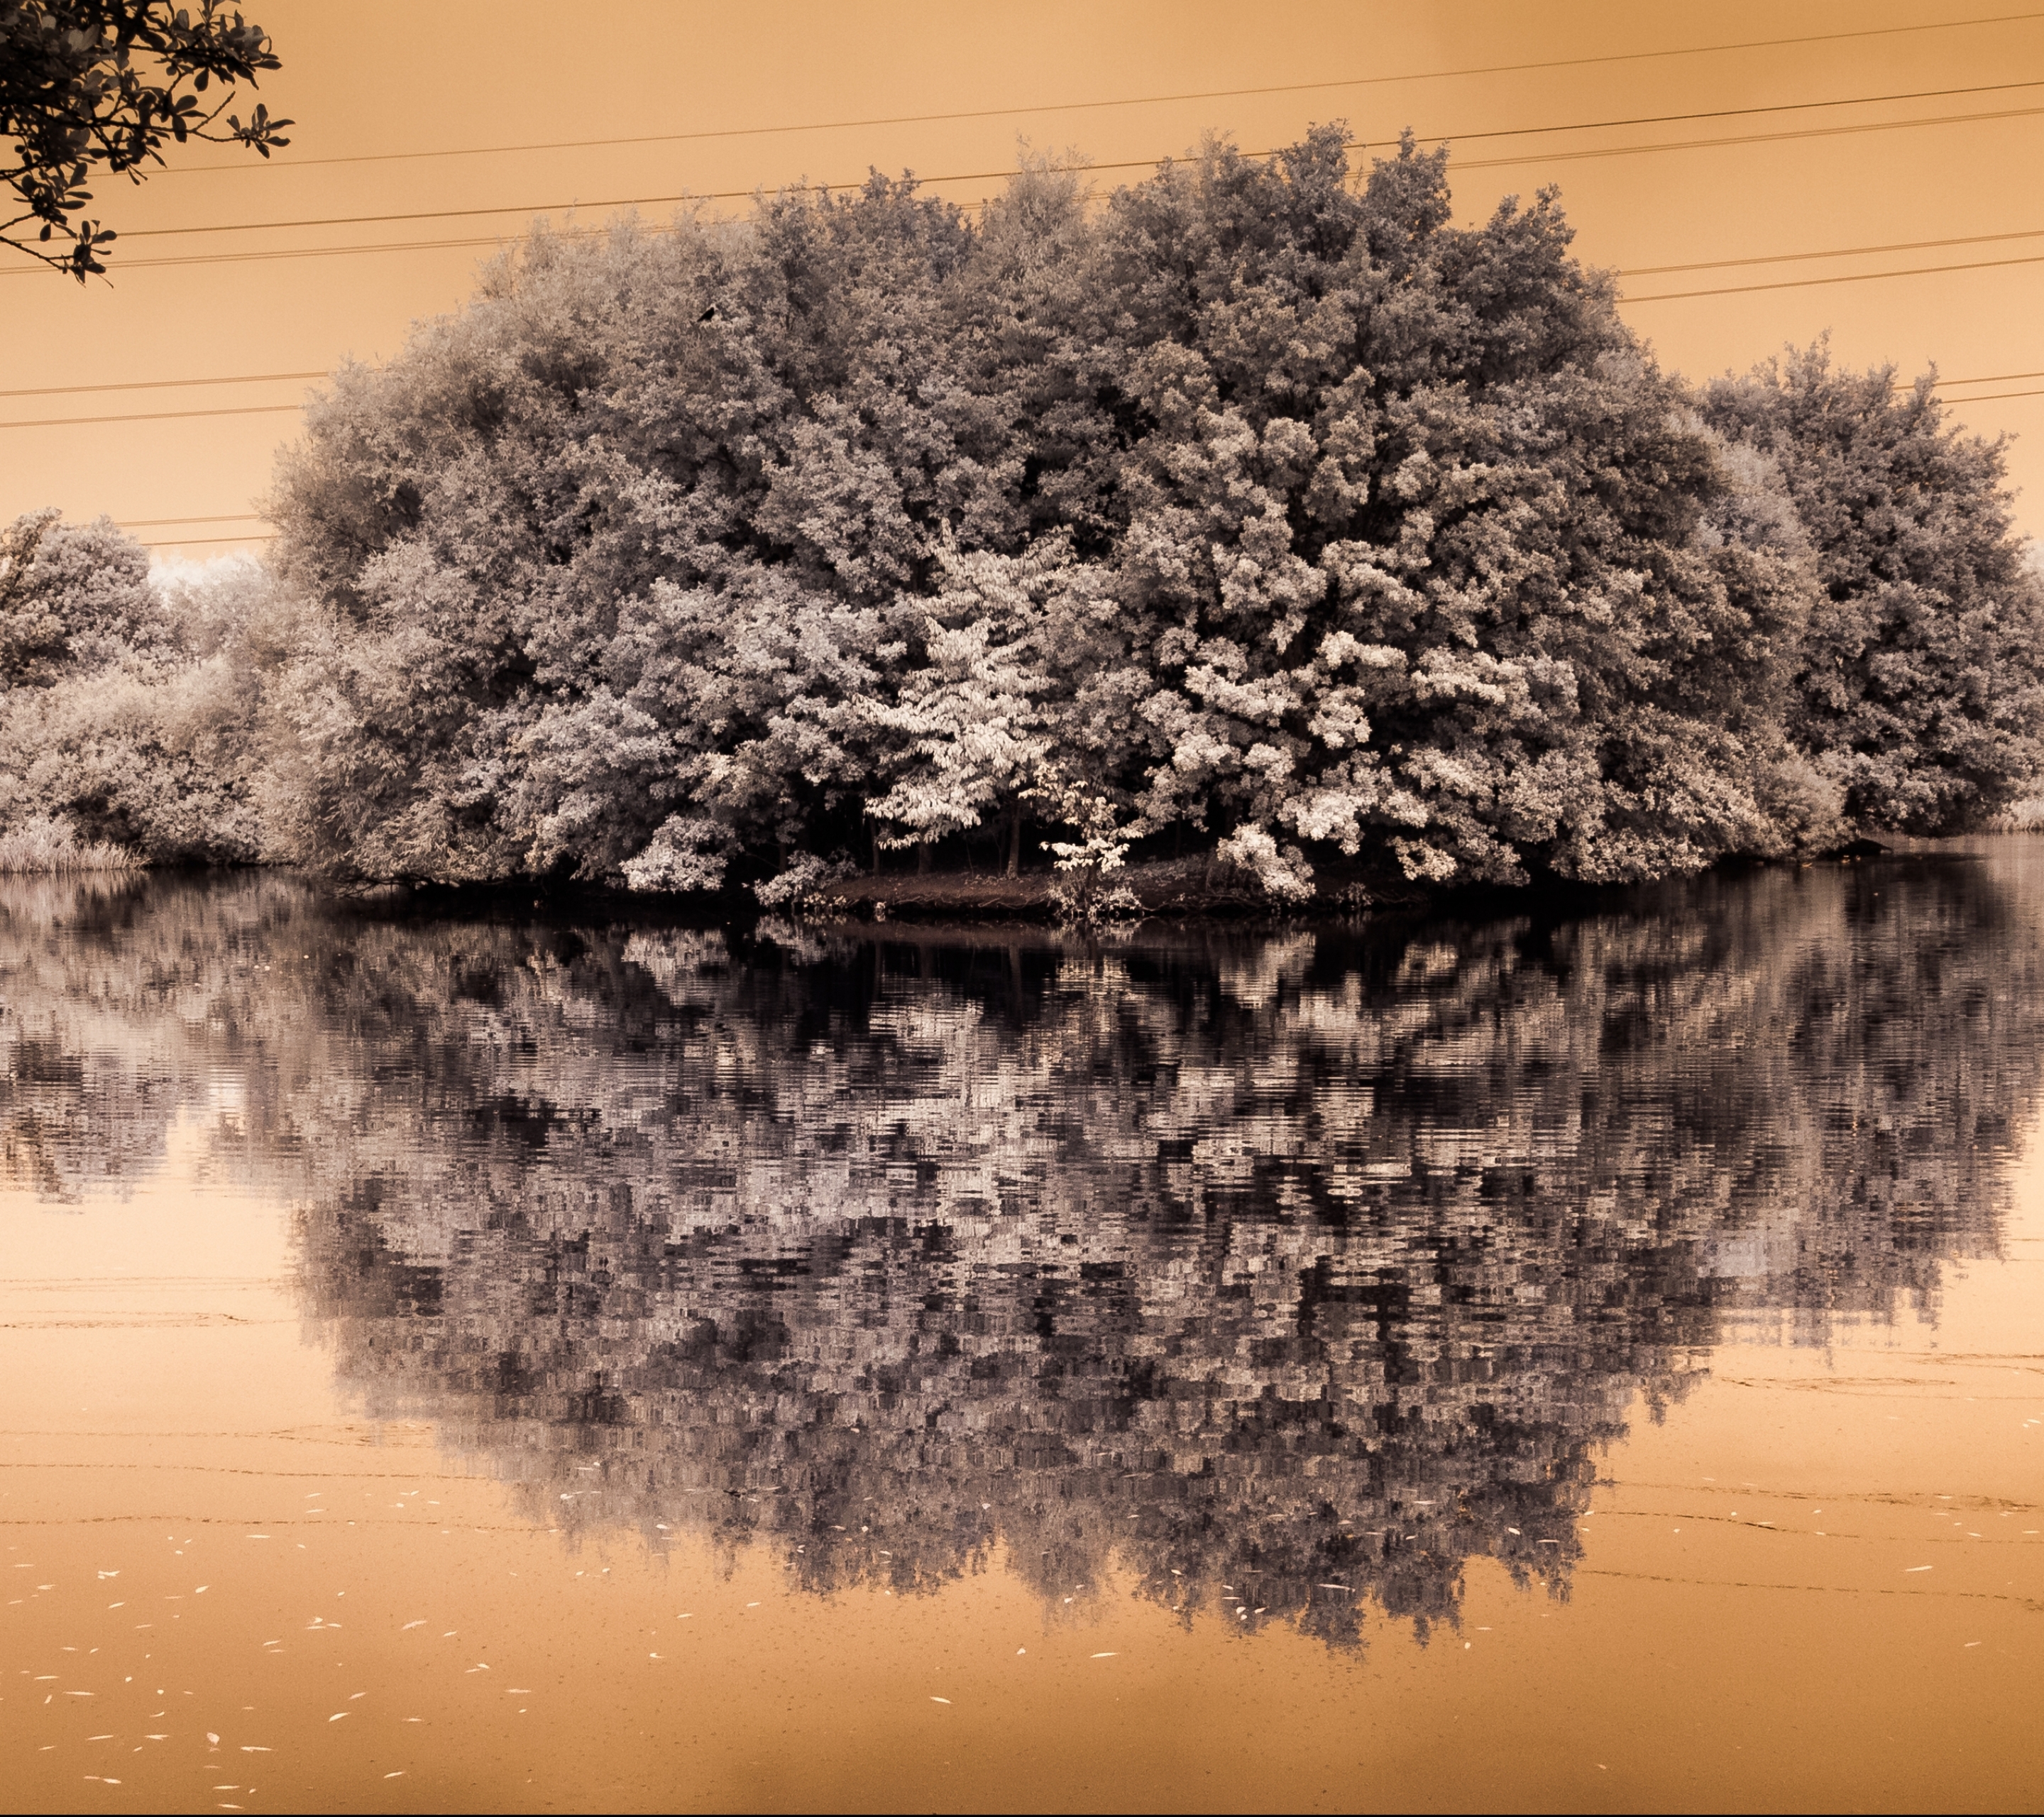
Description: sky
4,0,2043,557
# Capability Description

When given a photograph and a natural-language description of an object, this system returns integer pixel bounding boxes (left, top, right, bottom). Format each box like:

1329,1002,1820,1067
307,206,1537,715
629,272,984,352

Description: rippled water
4,849,2042,1811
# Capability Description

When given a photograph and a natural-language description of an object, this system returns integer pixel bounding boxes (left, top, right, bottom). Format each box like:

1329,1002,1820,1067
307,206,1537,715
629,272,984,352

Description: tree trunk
918,840,932,875
1006,799,1023,878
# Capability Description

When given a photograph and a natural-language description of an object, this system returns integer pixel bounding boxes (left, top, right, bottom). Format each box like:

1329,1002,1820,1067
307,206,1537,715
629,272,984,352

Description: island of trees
4,128,2040,911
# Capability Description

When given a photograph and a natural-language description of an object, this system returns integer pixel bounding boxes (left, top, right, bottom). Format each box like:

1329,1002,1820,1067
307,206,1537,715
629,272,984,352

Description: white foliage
620,815,732,893
754,851,860,908
1214,826,1316,901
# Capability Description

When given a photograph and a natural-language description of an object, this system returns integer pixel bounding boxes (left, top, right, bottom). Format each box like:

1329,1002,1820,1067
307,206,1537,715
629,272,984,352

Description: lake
3,847,2040,1812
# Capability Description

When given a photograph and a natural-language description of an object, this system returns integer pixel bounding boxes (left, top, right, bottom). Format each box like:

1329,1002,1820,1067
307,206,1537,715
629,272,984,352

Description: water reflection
2,855,2036,1648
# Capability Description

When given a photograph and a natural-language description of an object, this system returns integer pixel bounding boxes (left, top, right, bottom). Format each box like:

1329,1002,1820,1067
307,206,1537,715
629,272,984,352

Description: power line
1627,229,2044,279
0,371,324,400
99,383,2044,542
3,231,544,275
1890,368,2044,388
22,360,2042,449
0,403,304,430
25,359,2043,416
1454,99,2044,171
117,513,269,527
137,533,278,547
13,99,2044,282
1935,385,2044,403
1933,369,2044,388
88,82,2044,246
155,9,2044,175
1622,251,2044,302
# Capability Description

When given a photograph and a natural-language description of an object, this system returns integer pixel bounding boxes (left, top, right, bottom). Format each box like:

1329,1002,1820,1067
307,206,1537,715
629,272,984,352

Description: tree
1,0,290,280
0,514,276,860
260,133,2030,898
1703,342,2044,833
0,505,165,683
1031,128,1824,886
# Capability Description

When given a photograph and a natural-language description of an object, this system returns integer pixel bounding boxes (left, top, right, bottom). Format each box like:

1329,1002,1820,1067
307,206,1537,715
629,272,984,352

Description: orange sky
4,0,2043,558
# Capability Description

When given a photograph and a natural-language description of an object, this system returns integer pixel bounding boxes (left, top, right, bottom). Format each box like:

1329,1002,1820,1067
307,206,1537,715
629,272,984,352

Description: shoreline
0,840,1923,926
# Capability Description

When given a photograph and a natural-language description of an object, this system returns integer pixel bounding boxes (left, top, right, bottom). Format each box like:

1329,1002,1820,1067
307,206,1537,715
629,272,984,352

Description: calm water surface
3,847,2042,1812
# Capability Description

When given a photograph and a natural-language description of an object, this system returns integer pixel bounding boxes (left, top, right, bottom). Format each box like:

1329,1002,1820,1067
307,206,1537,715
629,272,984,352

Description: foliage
1,0,289,278
17,133,2044,891
260,134,1906,895
1702,342,2044,833
0,515,280,862
0,813,136,871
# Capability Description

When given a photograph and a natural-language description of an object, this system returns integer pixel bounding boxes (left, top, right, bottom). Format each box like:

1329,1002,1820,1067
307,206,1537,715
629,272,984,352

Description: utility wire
1929,385,2044,403
0,403,304,430
14,98,2044,280
89,82,2044,246
136,532,278,547
111,385,2044,547
117,513,269,527
20,361,2044,437
1629,229,2044,278
1622,250,2044,302
155,9,2044,175
1930,369,2044,388
0,371,326,400
20,363,2039,422
1455,99,2044,170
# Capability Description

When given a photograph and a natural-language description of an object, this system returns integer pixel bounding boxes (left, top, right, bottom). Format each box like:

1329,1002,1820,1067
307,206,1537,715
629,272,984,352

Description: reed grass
0,817,141,874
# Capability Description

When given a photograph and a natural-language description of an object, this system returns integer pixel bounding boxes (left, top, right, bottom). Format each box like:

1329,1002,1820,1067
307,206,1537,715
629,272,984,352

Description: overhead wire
116,514,269,527
14,16,2042,532
7,60,2044,415
66,79,2044,248
1913,369,2044,388
0,370,326,399
1923,385,2044,402
1629,231,2044,278
1454,97,2044,170
1620,251,2044,302
135,532,278,547
13,93,2044,280
0,403,305,429
153,9,2044,175
18,358,2044,439
16,359,2044,408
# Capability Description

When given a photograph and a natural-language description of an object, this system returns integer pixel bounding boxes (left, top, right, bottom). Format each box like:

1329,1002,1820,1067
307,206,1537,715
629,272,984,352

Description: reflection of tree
1,855,2038,1644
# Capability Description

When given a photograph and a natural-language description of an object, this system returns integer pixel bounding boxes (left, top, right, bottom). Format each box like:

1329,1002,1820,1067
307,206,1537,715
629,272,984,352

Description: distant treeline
4,129,2041,899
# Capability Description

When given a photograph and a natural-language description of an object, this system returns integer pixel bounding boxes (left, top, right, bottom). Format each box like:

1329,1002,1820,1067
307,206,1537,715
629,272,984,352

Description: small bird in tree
0,1,292,280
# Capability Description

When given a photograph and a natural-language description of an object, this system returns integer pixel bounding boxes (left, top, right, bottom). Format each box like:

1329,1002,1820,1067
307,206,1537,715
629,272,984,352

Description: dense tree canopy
6,131,2040,894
